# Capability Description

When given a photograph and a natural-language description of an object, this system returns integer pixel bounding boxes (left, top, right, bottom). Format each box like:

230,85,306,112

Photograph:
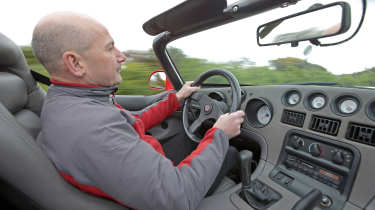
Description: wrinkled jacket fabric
37,83,229,210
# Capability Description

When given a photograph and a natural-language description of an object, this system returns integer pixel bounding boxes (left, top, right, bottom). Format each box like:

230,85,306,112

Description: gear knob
239,150,253,189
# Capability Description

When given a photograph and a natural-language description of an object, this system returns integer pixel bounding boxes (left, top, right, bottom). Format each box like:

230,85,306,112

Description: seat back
0,33,126,210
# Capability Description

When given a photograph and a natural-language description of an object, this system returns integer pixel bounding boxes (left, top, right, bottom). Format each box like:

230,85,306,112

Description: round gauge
245,98,273,128
332,95,361,116
339,99,358,114
311,96,326,109
257,105,272,125
288,93,301,105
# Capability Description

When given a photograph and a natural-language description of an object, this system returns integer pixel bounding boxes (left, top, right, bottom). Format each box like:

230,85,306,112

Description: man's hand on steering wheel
176,81,200,103
213,111,245,139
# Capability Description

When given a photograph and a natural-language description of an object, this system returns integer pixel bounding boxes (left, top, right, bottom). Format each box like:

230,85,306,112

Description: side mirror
148,70,174,90
257,2,351,46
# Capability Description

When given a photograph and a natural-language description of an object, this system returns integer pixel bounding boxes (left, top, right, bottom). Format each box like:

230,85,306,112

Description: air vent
281,110,306,127
310,115,340,136
346,123,375,146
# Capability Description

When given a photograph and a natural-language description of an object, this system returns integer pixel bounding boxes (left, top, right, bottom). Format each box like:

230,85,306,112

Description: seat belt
30,70,51,86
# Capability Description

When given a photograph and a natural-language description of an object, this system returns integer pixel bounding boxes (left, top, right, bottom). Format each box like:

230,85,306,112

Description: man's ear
62,51,86,77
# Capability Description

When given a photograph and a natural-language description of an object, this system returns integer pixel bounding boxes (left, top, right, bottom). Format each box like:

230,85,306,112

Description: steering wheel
182,69,241,142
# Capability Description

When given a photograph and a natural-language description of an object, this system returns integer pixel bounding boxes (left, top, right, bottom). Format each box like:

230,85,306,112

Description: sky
1,0,373,75
1,0,182,50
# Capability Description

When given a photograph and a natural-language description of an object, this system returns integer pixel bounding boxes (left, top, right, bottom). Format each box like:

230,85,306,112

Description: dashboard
198,84,375,209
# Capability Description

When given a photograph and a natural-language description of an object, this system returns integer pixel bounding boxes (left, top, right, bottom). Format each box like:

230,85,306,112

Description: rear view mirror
257,2,351,46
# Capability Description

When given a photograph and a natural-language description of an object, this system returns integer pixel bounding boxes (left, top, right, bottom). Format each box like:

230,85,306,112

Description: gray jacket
37,83,229,210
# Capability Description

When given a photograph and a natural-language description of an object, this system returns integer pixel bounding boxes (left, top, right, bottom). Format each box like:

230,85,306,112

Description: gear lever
239,150,281,209
239,150,253,189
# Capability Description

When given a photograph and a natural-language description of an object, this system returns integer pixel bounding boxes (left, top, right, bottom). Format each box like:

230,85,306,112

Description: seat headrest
0,33,38,92
0,33,46,116
0,72,27,114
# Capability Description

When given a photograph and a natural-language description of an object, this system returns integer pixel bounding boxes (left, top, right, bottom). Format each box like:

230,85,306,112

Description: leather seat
0,33,126,210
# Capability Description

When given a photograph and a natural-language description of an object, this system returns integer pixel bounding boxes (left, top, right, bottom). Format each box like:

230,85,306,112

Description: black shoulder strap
30,70,51,86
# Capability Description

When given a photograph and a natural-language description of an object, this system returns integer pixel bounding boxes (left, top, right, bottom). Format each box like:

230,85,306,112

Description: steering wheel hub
204,104,212,114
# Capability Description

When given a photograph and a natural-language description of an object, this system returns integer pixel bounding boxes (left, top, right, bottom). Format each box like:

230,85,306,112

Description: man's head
32,12,126,87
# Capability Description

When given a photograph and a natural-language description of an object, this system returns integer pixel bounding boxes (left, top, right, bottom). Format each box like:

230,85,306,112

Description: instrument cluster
246,89,374,128
281,89,373,119
213,86,375,129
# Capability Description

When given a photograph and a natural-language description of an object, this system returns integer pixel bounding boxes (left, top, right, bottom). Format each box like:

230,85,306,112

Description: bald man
33,12,245,210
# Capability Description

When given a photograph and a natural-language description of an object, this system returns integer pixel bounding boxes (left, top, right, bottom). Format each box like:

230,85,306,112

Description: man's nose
118,53,126,63
116,48,126,63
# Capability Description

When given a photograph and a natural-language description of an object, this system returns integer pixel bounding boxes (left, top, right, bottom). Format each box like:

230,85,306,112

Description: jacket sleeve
75,109,229,210
131,92,181,130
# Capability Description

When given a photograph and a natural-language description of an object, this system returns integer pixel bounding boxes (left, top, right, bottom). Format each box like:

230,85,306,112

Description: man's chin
113,77,123,86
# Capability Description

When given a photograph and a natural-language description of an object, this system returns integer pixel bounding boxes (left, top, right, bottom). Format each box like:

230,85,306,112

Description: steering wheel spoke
210,105,224,120
189,118,203,134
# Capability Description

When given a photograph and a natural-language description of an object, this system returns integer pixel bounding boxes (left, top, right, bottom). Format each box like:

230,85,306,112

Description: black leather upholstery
0,33,126,210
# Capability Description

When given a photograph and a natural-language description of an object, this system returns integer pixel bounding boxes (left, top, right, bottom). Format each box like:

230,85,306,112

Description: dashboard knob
332,151,344,165
310,144,322,157
291,137,304,150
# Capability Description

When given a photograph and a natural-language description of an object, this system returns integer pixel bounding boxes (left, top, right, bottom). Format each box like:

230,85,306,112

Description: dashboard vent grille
281,110,306,127
310,115,340,136
346,123,375,146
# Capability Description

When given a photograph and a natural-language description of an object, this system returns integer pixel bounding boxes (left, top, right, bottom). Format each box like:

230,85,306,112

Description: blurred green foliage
22,46,375,96
22,46,164,95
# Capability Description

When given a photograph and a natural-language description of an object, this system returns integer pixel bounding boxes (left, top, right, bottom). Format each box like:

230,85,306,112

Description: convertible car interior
1,0,374,209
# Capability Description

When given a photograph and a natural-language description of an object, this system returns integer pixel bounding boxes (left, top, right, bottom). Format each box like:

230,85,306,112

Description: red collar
50,79,102,88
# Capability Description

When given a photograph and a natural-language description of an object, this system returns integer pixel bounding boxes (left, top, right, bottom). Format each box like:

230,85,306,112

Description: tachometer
257,105,272,125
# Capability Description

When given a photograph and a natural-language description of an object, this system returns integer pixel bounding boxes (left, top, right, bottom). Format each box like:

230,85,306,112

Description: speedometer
257,105,272,125
245,98,273,128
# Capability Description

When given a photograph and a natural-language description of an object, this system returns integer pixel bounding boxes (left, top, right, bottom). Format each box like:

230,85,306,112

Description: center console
197,129,361,210
270,130,361,209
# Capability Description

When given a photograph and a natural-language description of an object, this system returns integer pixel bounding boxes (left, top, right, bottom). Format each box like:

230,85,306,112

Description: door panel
115,91,171,111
